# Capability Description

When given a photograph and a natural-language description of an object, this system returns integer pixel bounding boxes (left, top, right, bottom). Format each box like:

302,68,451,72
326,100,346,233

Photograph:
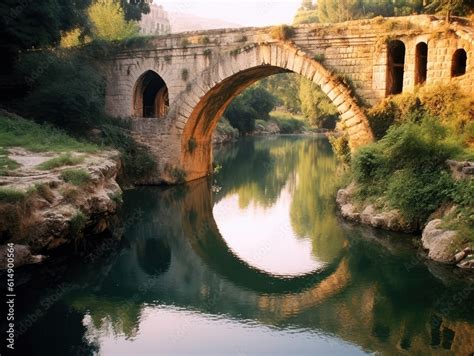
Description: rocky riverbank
0,149,122,269
337,161,474,270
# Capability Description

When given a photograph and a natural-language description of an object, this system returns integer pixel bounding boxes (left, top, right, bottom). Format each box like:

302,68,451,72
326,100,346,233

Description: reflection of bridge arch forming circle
179,43,374,180
133,70,169,118
181,179,349,295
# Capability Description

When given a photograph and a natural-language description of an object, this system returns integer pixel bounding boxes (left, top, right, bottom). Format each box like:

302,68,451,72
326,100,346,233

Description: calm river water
8,136,474,355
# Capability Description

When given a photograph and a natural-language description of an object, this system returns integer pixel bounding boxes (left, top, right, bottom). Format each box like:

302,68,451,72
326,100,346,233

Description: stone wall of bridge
103,15,473,184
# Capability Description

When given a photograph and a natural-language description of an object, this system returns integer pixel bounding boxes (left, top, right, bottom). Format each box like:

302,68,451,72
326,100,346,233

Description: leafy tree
299,78,338,127
0,0,91,73
225,87,277,135
294,0,320,24
120,0,150,21
88,0,139,41
16,51,105,132
424,0,467,21
318,0,363,23
259,74,301,113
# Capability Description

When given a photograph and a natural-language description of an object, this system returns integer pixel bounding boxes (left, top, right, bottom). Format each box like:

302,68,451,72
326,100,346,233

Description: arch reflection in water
14,136,474,355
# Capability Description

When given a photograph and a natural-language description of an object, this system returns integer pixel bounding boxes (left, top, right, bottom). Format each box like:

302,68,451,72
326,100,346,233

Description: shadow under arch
180,178,348,295
179,43,374,181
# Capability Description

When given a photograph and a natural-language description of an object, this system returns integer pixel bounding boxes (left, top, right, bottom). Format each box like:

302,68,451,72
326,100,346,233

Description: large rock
421,219,458,263
336,183,356,206
340,203,360,222
337,184,416,233
0,245,47,269
0,150,123,257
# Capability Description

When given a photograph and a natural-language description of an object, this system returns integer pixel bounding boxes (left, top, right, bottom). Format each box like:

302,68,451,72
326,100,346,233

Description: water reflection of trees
214,136,347,262
214,137,300,209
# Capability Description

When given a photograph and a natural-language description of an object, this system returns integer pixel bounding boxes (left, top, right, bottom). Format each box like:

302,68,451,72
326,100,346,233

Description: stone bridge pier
104,15,473,184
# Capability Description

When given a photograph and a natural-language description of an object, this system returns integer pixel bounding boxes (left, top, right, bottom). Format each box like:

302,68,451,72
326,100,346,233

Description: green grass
270,110,306,122
0,116,98,153
0,148,19,175
453,149,474,162
37,153,85,170
0,187,26,204
60,169,91,186
270,111,307,134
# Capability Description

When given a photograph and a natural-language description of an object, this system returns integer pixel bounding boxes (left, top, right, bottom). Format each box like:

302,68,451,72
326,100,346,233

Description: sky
155,0,302,27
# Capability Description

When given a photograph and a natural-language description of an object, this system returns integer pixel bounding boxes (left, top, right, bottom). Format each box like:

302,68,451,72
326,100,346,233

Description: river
9,136,474,355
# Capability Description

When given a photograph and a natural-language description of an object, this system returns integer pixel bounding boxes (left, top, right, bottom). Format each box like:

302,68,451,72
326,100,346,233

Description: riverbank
336,176,474,269
213,110,324,145
333,85,474,270
0,114,122,269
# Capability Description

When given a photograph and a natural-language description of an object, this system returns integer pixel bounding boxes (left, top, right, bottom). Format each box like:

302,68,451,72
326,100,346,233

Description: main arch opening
133,70,169,118
386,40,406,95
180,44,373,182
415,42,428,85
451,49,467,77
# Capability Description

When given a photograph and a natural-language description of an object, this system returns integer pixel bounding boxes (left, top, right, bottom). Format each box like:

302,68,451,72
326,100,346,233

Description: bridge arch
178,43,374,181
133,70,169,118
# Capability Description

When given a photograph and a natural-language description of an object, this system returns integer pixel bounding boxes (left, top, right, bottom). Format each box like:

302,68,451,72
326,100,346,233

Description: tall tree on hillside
120,0,150,21
424,0,467,21
294,0,319,24
318,0,363,23
88,0,139,41
0,0,91,71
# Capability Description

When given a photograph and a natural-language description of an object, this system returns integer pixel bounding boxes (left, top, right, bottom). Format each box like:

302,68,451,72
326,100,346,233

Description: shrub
108,191,123,205
386,169,453,222
366,99,399,139
0,149,19,176
61,169,91,186
329,135,351,164
37,153,85,170
352,145,385,182
100,123,156,182
381,116,460,171
273,116,306,134
171,167,186,184
215,117,239,139
418,84,474,140
0,188,26,204
270,25,296,41
352,115,463,224
181,68,189,81
313,54,325,62
198,36,210,44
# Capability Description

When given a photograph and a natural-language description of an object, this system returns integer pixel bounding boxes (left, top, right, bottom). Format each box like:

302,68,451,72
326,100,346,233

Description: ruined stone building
140,4,171,36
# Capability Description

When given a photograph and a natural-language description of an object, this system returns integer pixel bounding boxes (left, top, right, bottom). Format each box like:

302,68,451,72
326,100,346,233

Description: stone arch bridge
104,15,473,184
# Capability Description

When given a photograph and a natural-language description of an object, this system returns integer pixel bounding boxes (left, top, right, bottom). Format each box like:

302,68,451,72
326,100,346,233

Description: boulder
336,182,356,206
457,255,474,270
0,245,47,269
340,203,360,222
421,219,457,263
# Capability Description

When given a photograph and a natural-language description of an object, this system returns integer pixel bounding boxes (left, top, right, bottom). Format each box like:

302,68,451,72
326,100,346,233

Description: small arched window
386,40,406,95
451,49,467,77
415,42,428,85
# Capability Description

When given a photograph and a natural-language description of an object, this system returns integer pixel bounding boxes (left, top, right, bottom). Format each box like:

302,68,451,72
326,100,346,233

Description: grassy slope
0,116,98,153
